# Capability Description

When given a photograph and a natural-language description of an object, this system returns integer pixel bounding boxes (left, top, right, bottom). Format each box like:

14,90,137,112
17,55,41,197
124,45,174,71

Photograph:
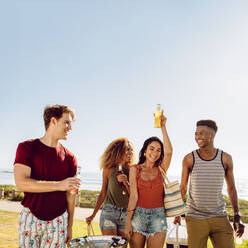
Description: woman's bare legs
146,232,166,248
102,229,126,238
129,232,146,248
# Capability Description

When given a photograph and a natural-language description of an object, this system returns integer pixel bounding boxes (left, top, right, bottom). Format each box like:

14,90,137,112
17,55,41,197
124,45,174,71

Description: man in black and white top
175,120,244,248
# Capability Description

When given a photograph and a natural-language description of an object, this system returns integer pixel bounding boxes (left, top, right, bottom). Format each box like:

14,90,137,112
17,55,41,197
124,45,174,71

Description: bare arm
86,168,111,224
14,164,80,192
223,153,239,213
160,111,173,173
174,153,193,224
66,191,76,243
223,152,244,237
180,153,193,200
125,166,138,239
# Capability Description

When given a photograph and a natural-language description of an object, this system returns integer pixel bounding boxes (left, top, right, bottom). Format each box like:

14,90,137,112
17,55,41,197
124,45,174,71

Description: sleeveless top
104,166,129,208
136,165,164,209
186,149,227,219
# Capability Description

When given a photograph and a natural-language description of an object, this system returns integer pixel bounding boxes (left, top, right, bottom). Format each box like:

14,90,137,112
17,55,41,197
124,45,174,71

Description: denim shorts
132,207,167,237
100,204,127,232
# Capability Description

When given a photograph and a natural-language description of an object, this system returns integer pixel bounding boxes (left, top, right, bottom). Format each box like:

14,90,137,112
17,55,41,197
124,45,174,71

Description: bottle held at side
71,165,81,195
154,104,162,128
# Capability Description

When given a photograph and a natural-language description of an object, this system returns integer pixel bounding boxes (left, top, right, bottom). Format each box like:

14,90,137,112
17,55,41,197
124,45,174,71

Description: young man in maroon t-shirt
14,104,81,248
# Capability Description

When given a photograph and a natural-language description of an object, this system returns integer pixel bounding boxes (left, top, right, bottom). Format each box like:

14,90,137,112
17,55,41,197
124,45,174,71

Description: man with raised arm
175,120,244,248
14,104,80,248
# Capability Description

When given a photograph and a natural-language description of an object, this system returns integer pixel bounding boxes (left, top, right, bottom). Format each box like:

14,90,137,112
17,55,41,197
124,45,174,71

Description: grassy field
0,210,102,248
1,210,248,248
0,211,19,248
1,185,248,223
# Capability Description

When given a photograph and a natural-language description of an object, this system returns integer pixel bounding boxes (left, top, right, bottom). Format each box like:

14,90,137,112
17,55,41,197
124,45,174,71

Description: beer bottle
154,104,162,128
116,164,127,195
116,165,124,186
70,166,81,195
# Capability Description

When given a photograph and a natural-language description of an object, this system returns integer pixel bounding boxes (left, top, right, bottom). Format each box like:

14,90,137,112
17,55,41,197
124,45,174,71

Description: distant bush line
1,184,248,223
0,185,100,208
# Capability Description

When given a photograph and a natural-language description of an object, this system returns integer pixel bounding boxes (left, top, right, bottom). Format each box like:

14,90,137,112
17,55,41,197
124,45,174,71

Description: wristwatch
234,210,242,217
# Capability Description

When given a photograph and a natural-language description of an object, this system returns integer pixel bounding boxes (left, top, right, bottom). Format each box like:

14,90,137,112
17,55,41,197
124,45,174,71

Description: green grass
0,211,19,248
1,210,248,248
72,219,101,237
0,210,102,248
2,185,248,223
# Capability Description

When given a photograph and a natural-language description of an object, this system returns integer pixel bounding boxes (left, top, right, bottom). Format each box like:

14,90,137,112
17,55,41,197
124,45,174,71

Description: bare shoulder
101,168,115,188
222,151,233,170
103,167,115,177
222,151,232,161
129,164,138,175
183,152,194,169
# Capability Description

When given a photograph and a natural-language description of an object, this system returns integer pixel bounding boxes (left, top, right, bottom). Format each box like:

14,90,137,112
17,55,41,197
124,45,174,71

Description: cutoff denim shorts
100,204,127,232
132,206,167,237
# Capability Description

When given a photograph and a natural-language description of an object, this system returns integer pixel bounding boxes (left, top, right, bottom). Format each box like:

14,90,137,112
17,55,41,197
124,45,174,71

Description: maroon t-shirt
14,139,77,221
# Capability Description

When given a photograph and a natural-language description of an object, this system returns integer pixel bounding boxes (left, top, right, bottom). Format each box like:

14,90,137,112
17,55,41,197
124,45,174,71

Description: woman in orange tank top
125,110,173,248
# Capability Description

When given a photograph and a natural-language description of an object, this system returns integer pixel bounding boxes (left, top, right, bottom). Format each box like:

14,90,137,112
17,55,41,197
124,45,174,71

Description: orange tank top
135,165,164,209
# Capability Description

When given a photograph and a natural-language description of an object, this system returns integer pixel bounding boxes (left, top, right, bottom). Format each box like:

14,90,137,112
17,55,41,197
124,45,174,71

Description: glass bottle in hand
116,165,127,195
71,165,81,195
154,104,162,128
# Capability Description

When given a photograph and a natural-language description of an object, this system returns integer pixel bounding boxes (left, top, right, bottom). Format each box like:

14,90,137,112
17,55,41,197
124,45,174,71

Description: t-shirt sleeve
14,142,33,168
69,154,78,177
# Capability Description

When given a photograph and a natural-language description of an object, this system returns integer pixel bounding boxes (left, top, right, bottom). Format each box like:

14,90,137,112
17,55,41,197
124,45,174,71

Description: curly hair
100,138,135,169
138,136,164,167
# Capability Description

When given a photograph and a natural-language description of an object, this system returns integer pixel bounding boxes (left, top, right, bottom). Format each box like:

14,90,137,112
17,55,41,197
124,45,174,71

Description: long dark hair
138,136,164,167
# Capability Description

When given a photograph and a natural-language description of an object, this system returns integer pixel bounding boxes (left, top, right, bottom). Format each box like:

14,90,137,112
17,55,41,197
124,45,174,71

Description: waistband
103,203,127,211
135,206,165,214
21,207,68,221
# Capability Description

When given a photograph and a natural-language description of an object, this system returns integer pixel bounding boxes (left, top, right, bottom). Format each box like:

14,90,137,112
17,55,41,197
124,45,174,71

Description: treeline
1,185,248,223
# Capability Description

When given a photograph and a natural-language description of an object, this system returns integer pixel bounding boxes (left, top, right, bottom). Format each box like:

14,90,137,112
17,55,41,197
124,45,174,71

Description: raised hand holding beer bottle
154,104,162,128
160,110,167,127
154,104,167,128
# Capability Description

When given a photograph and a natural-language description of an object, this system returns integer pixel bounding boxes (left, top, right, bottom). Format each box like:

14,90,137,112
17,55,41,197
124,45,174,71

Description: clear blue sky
1,1,247,180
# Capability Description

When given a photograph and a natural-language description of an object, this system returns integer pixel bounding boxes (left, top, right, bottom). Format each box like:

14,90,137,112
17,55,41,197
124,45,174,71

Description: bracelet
127,209,135,212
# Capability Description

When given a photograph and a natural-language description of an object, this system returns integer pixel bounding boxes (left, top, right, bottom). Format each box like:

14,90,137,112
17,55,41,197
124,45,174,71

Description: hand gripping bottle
116,165,127,195
154,104,162,128
116,165,124,186
71,166,81,195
